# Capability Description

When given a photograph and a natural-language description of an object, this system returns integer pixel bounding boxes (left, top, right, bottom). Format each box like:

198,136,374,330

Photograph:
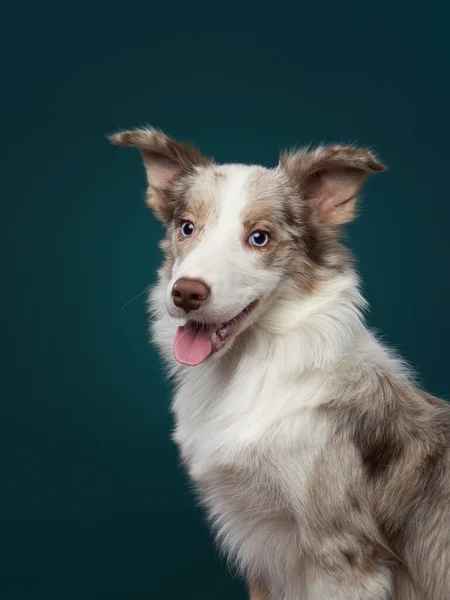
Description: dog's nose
171,278,210,313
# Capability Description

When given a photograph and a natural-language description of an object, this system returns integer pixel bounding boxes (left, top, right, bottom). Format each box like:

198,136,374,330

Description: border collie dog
111,128,450,600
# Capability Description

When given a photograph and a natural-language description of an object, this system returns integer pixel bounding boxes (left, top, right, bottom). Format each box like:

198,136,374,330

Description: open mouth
173,300,259,366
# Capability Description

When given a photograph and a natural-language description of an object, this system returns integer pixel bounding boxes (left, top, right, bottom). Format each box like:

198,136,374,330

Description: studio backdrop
2,1,449,599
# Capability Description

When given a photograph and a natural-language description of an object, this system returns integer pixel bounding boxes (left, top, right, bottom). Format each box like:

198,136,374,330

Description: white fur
165,165,281,325
306,566,392,600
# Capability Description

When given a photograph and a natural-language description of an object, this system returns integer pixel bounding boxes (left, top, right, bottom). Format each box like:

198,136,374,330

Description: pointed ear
279,145,385,225
108,127,211,221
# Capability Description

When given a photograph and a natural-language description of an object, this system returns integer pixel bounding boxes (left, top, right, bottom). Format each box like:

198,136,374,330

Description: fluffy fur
110,127,450,599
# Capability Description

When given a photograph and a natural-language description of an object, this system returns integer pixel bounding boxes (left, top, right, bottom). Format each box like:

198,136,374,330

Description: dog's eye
248,231,270,247
181,221,195,237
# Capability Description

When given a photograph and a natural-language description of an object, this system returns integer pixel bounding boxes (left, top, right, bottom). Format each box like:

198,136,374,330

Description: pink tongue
173,323,216,366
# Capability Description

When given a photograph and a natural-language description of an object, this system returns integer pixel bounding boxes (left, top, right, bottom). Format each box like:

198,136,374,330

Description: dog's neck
244,268,369,374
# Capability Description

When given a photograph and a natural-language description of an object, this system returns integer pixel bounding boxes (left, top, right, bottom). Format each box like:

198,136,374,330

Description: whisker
120,286,150,311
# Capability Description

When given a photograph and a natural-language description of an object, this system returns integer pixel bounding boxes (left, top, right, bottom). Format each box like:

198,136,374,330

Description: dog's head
110,128,384,366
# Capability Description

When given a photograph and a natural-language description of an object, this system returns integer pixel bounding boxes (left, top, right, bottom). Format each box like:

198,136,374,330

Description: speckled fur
110,128,450,600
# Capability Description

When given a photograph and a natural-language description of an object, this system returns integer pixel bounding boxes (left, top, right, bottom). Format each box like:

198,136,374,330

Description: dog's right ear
108,128,211,222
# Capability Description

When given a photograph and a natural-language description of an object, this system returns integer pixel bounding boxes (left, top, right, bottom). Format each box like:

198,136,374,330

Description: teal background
2,1,449,598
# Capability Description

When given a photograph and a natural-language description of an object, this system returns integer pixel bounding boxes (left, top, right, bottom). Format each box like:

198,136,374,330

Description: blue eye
181,221,195,237
248,231,270,247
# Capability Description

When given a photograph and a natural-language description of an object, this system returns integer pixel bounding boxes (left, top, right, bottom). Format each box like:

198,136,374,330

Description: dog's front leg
248,578,270,600
305,564,393,600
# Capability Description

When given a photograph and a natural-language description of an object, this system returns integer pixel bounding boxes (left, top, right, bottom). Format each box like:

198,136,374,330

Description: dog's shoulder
320,367,449,474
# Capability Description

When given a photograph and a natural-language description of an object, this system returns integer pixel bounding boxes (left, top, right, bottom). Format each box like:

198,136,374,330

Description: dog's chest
171,361,330,499
171,364,330,579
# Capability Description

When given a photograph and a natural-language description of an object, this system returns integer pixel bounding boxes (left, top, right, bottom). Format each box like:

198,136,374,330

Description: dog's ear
279,145,385,225
108,128,211,221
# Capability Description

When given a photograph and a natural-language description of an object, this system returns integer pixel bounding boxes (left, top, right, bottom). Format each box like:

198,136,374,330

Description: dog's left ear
279,145,386,225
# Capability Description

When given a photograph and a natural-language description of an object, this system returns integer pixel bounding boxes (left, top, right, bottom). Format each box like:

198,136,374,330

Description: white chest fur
171,346,330,480
170,352,332,593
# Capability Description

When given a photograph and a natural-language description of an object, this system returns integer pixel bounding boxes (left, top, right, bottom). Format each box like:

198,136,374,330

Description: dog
110,127,450,599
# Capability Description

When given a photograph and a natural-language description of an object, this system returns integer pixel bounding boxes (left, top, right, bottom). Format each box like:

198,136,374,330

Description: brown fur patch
248,579,270,600
109,127,210,172
303,433,400,588
171,168,223,260
151,166,225,278
242,168,352,295
280,144,385,226
109,128,212,222
319,372,450,597
279,144,385,183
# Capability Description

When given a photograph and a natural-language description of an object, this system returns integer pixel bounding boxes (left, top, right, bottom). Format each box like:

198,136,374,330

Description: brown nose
171,278,210,313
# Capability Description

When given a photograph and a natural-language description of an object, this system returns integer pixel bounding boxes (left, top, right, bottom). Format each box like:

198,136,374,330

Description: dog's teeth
212,332,225,350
